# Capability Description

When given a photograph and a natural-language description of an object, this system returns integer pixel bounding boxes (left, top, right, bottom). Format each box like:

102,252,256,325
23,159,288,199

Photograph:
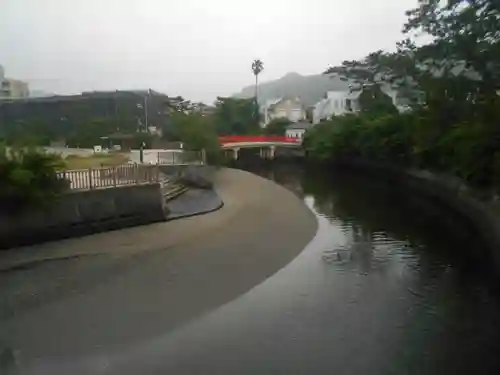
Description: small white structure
285,121,314,141
147,126,162,136
263,97,306,127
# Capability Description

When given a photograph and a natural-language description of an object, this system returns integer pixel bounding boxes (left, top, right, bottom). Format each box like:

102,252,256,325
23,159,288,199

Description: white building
312,90,362,124
285,121,314,141
312,86,410,124
262,97,306,127
0,64,29,99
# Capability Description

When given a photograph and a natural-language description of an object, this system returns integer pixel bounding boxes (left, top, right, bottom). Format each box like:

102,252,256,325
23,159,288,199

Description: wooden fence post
201,149,206,165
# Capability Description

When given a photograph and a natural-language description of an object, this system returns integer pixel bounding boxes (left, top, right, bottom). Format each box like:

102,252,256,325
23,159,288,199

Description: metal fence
57,164,161,190
156,150,204,165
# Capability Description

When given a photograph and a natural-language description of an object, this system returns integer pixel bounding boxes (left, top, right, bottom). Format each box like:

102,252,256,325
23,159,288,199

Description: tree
0,144,66,213
307,0,500,190
264,118,291,135
177,114,218,150
358,85,398,116
251,59,264,104
213,97,260,135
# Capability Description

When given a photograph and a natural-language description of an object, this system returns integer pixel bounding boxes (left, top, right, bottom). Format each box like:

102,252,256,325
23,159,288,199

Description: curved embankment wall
330,158,500,272
0,183,167,249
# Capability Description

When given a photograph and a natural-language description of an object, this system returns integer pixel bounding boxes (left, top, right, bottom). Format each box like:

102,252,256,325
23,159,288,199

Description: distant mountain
234,72,351,107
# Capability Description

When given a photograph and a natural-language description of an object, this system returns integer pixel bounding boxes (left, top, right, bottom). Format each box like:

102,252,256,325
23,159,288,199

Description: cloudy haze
1,0,418,103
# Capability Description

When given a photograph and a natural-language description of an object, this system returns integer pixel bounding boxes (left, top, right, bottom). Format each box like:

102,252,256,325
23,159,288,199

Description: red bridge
218,135,302,160
219,135,301,145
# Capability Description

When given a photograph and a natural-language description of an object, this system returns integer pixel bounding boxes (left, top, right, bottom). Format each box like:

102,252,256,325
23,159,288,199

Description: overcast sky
1,0,419,103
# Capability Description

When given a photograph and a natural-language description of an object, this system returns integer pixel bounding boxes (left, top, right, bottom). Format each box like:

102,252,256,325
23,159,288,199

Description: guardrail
218,136,301,144
57,164,161,191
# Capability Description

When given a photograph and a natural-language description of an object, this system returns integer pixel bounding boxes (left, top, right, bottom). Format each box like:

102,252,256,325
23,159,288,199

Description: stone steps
162,182,189,202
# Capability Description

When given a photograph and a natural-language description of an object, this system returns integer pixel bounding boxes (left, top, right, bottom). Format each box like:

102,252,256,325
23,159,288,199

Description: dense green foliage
212,97,261,135
0,145,66,213
307,0,500,190
161,111,222,163
264,118,291,135
173,113,218,150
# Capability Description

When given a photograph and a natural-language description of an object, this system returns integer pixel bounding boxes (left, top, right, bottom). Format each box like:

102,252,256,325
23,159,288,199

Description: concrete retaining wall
332,158,500,273
159,164,216,189
0,183,167,249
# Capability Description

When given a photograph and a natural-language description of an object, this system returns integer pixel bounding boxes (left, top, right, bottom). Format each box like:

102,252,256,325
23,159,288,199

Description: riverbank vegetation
0,145,67,213
264,118,291,135
304,0,500,190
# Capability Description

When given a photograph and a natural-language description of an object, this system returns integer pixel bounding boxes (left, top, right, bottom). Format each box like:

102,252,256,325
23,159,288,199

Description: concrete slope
0,168,317,368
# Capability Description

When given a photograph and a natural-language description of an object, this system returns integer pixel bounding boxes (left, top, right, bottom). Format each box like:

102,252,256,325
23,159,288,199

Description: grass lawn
61,153,130,170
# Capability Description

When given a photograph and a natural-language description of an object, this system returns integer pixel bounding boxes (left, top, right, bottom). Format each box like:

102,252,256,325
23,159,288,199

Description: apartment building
0,64,30,99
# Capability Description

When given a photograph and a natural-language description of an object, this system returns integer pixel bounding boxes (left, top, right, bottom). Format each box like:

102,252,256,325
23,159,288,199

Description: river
5,162,500,374
101,162,500,375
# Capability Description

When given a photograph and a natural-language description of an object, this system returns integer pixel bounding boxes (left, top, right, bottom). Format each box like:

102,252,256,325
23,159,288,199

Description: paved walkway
0,168,317,367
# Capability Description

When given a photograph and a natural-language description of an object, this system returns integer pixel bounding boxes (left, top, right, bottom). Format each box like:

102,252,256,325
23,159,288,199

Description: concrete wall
159,164,216,189
331,158,500,273
0,183,167,249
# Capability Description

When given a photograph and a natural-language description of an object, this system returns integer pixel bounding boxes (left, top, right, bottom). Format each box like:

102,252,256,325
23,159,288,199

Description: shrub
0,145,67,214
303,111,500,191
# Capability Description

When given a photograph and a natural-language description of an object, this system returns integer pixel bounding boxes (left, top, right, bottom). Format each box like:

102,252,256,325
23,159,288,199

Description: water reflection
238,162,500,374
250,163,490,278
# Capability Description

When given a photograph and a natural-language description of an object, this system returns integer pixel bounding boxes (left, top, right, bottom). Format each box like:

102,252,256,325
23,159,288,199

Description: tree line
0,93,268,150
304,0,500,190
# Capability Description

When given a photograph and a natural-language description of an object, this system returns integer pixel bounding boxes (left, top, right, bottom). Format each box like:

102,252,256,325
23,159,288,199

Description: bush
264,118,292,135
303,111,500,191
0,145,67,214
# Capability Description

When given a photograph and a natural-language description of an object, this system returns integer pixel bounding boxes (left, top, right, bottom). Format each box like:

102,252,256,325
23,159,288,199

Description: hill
233,72,351,107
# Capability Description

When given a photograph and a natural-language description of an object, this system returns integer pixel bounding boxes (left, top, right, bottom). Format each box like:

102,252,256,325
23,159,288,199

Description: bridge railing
219,136,301,144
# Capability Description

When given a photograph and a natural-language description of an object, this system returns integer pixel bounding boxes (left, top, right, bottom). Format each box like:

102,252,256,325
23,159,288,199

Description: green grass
61,153,130,170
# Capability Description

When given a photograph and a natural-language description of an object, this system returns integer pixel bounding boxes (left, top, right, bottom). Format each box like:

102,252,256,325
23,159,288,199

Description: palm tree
251,59,264,104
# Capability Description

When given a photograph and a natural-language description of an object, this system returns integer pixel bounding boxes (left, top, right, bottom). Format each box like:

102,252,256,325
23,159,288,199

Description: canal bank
321,158,500,276
73,162,500,375
0,168,317,367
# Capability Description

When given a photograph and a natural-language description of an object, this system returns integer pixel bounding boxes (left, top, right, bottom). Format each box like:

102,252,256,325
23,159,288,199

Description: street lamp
139,141,146,163
136,89,150,133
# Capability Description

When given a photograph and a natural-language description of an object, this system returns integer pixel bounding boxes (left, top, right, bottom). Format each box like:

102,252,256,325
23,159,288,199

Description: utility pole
144,89,149,132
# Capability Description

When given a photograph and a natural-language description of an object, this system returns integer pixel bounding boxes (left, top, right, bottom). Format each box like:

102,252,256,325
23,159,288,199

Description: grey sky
1,0,418,103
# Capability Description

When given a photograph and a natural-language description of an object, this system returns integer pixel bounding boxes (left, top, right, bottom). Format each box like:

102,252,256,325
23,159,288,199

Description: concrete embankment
0,168,317,362
0,183,168,250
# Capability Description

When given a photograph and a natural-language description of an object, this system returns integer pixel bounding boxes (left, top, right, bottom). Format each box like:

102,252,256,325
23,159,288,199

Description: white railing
156,150,204,165
57,164,161,191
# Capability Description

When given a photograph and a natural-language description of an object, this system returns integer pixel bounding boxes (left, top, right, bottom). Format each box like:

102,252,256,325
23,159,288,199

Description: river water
99,162,500,375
